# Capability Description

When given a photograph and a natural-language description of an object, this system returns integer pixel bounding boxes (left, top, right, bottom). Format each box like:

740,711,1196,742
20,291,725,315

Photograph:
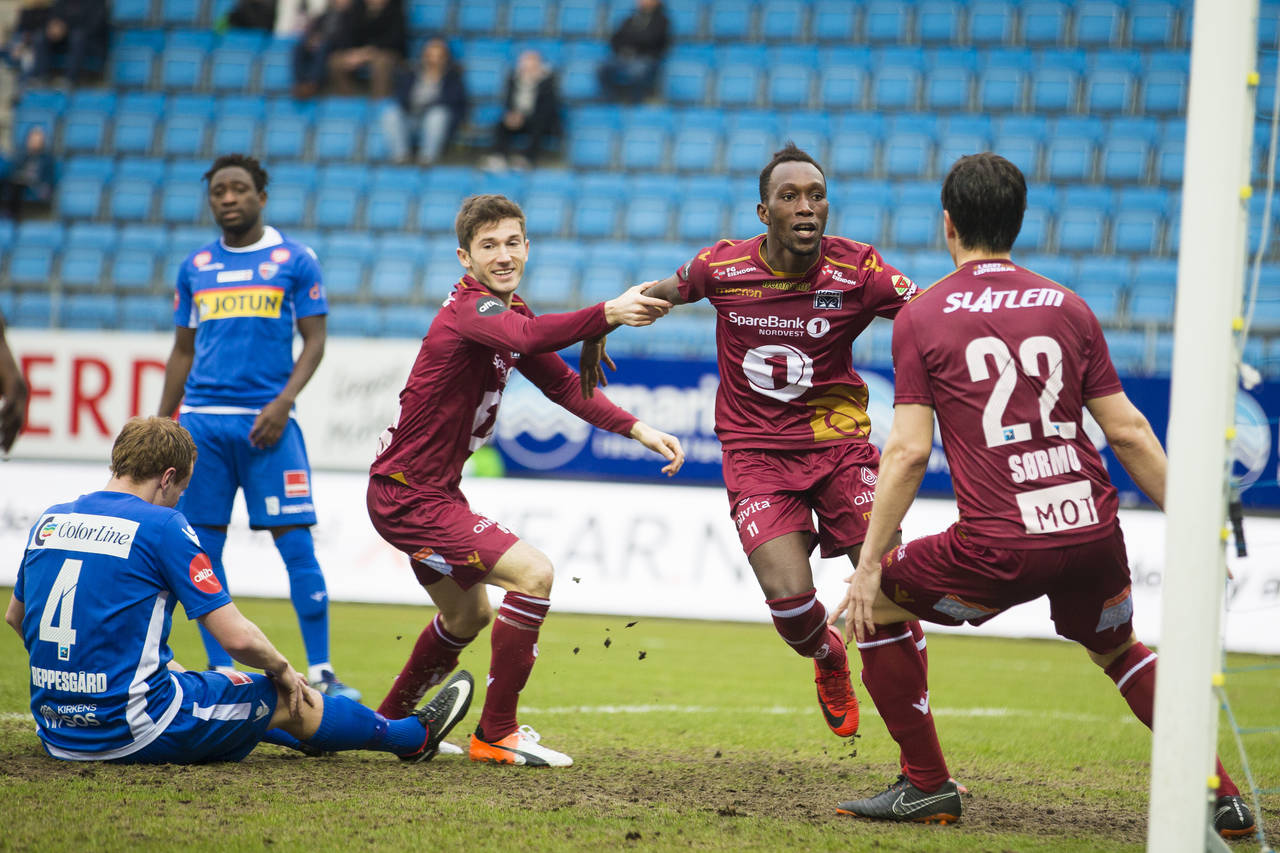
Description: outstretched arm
580,277,684,398
1086,391,1166,509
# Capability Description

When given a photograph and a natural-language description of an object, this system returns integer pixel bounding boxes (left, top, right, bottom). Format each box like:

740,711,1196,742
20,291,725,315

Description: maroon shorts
721,443,881,558
879,523,1134,654
366,475,520,590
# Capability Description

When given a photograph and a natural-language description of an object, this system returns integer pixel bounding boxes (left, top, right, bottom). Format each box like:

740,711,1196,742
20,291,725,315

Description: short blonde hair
110,417,197,482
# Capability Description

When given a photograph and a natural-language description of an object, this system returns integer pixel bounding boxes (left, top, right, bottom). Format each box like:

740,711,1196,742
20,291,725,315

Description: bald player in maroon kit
585,143,921,743
831,153,1256,839
368,194,684,768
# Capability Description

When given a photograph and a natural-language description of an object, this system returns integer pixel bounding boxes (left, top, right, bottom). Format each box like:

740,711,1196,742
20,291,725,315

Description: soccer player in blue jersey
156,154,358,700
5,417,472,764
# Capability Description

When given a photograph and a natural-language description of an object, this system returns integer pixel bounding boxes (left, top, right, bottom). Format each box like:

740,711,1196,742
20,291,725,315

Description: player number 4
965,335,1077,449
38,558,82,661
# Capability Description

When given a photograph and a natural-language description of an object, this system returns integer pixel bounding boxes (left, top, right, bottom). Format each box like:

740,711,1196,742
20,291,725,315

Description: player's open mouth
794,224,817,235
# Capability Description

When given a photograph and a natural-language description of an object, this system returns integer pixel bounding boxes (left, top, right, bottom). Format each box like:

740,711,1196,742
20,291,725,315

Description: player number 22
38,558,82,659
965,335,1077,448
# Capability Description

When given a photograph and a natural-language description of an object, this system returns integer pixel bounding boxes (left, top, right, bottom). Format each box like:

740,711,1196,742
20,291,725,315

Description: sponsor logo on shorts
284,470,310,498
412,547,452,575
258,262,279,280
891,584,915,604
860,467,878,487
265,496,280,516
471,516,511,535
932,594,998,622
218,670,253,685
733,498,772,529
1096,586,1133,633
30,513,138,559
465,551,488,572
189,553,222,594
813,290,842,310
270,247,291,263
476,296,506,316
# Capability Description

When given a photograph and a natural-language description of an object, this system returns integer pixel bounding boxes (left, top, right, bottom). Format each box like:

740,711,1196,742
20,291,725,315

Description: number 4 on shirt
38,558,82,661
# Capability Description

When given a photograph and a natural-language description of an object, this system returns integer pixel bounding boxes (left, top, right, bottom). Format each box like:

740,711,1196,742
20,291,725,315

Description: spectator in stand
222,0,276,31
1,125,56,221
597,0,669,103
485,50,562,172
291,0,348,99
0,0,53,90
326,0,405,99
31,0,106,86
380,37,467,165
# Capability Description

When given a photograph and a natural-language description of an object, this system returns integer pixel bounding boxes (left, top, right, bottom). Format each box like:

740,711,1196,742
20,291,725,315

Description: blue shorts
111,670,279,764
178,412,318,529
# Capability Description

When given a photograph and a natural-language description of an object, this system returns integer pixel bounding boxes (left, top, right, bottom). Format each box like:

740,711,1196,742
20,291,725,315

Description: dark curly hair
204,154,269,192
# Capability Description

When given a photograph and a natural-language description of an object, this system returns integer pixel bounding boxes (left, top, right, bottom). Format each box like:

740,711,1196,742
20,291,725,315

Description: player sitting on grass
832,154,1256,839
6,417,472,765
367,194,684,768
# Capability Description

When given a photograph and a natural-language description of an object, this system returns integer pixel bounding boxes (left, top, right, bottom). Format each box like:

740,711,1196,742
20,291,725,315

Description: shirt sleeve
173,259,196,329
517,352,639,436
157,515,233,620
674,246,714,304
891,306,934,406
454,293,613,354
860,248,919,319
1079,303,1125,400
291,245,328,319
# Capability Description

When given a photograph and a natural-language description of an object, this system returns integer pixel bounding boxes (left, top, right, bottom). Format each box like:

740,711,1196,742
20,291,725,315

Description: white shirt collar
221,225,284,253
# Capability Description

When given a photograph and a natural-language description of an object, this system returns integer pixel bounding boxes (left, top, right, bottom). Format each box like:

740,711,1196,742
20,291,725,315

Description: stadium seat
813,0,858,42
671,126,720,172
456,0,504,36
1127,283,1175,325
883,132,933,179
61,107,110,153
321,233,373,297
262,113,310,160
257,41,294,94
924,66,971,111
1130,2,1179,47
160,46,207,89
834,205,885,246
572,196,622,239
1073,1,1123,46
112,250,159,292
1112,209,1163,254
1018,208,1050,252
507,0,547,36
108,176,157,221
818,65,867,111
864,1,910,42
871,66,920,111
767,65,813,110
828,127,878,176
59,247,108,290
210,47,256,92
890,205,940,249
380,305,437,339
8,246,57,286
977,66,1024,112
760,0,808,40
314,117,360,160
707,0,754,40
57,174,107,220
160,115,208,157
1029,67,1079,112
619,126,669,171
716,65,762,108
462,55,506,101
326,302,382,336
111,111,158,155
968,1,1016,43
675,197,728,244
1143,70,1187,113
1085,69,1134,113
1056,209,1106,253
660,60,710,105
724,128,775,174
556,0,601,37
60,294,118,330
112,0,153,26
407,0,450,31
521,239,579,305
111,45,156,87
10,292,53,328
210,115,259,155
1022,1,1069,45
158,182,204,224
623,196,672,241
918,1,962,42
1101,136,1151,183
365,185,416,232
1045,137,1095,182
313,183,363,230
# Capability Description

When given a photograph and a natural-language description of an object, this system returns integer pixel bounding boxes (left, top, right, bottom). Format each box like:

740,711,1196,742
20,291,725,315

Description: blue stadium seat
519,191,567,238
112,0,154,25
623,197,672,241
924,66,971,111
110,44,157,88
115,295,172,331
415,190,460,232
934,131,988,176
1132,256,1177,289
883,132,933,179
380,305,436,339
456,0,504,36
559,58,601,101
556,0,601,37
160,114,208,157
507,0,548,35
890,205,940,249
113,248,159,292
968,1,1015,43
108,174,158,221
1029,67,1079,112
660,60,710,105
671,126,720,172
1073,280,1121,325
619,126,668,171
263,113,310,159
568,125,617,169
1101,127,1153,182
313,183,363,230
1056,209,1106,253
158,182,204,224
259,41,295,94
211,115,259,155
521,239,579,305
834,205,885,245
572,195,622,239
1074,1,1123,46
818,65,867,111
60,294,118,329
68,222,118,250
365,185,415,231
767,65,813,109
111,110,159,155
724,127,775,174
864,1,910,42
1086,68,1135,114
370,235,426,297
266,183,310,227
463,55,506,101
321,233,373,297
326,302,382,336
61,107,110,153
813,0,858,42
1018,208,1050,252
977,66,1024,112
716,64,761,108
56,173,107,219
760,0,808,40
1112,209,1163,254
871,66,920,111
918,1,962,42
1127,283,1175,325
210,47,256,92
314,117,360,160
59,247,108,290
675,197,728,244
10,290,53,327
1045,137,1095,182
1021,1,1069,45
1104,329,1152,372
1143,70,1187,113
407,0,451,32
707,0,755,40
8,246,56,286
1130,2,1179,47
828,128,878,176
160,46,207,89
161,0,203,26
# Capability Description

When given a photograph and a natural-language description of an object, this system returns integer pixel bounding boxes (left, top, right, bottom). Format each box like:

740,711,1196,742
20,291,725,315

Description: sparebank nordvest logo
30,513,139,559
494,379,592,470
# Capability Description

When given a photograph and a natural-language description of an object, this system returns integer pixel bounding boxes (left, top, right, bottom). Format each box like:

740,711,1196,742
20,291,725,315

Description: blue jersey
174,226,327,409
15,491,233,760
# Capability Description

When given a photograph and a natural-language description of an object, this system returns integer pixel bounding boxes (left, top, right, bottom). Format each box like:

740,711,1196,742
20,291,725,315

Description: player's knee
1087,633,1138,669
511,556,554,598
445,600,493,636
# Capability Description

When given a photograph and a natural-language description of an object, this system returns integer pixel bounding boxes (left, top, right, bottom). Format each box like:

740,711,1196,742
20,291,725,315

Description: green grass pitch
1,591,1275,852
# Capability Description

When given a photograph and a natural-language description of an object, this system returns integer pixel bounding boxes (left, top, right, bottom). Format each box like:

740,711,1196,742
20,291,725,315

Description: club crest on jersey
258,262,279,280
193,251,213,268
813,290,842,310
283,470,310,497
476,296,505,316
270,247,291,263
892,274,917,297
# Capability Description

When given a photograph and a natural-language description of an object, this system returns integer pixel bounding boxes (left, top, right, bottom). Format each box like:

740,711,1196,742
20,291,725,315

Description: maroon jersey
677,234,916,450
370,276,638,490
891,259,1125,548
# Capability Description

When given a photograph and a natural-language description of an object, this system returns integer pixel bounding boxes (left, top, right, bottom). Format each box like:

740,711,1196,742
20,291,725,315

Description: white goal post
1147,2,1258,851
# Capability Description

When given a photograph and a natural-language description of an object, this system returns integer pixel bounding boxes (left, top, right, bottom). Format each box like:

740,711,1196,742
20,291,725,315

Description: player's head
941,153,1026,257
110,417,198,507
205,154,268,239
455,194,529,299
757,142,828,260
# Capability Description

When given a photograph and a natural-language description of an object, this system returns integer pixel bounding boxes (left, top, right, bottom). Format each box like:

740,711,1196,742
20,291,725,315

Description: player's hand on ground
603,282,672,327
578,336,616,400
249,398,292,449
629,421,685,476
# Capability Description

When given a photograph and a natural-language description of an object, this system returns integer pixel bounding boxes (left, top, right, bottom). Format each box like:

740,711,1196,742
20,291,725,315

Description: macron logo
911,691,930,715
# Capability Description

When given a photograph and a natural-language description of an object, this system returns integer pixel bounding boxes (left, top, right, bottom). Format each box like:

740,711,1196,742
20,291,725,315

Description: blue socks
304,695,427,755
274,527,331,668
192,525,233,668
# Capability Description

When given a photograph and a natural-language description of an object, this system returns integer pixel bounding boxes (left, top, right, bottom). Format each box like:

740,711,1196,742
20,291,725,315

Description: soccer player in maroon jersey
583,143,921,742
831,153,1256,838
367,194,685,768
